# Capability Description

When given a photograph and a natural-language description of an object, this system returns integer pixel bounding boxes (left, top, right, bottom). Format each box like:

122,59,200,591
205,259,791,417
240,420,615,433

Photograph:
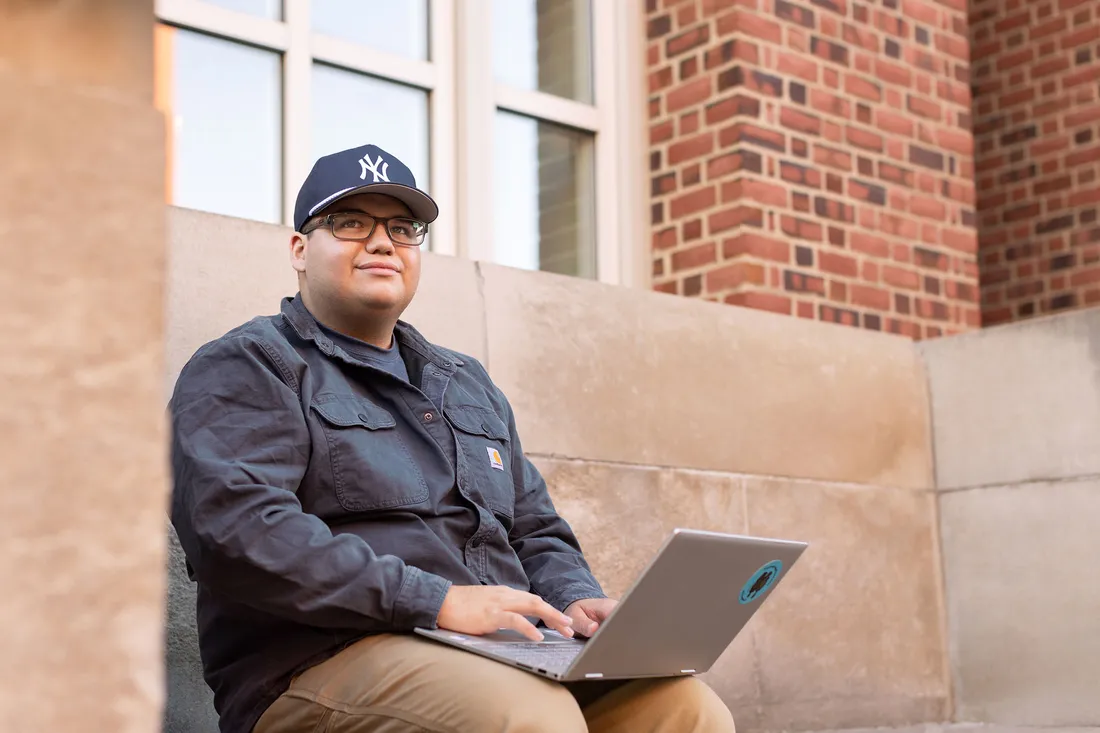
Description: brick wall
970,0,1100,324
647,0,981,338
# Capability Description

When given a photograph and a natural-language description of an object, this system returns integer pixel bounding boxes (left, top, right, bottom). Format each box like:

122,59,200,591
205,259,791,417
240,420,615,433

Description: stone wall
165,206,948,732
921,308,1100,726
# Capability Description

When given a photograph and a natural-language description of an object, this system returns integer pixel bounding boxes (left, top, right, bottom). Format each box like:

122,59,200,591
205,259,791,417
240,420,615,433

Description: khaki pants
253,634,736,733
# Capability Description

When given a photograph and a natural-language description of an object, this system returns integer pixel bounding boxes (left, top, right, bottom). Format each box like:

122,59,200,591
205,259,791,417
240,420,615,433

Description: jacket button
357,413,369,421
424,412,434,422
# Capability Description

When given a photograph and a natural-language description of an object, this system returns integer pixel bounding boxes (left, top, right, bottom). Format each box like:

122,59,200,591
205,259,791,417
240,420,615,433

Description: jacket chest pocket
445,405,515,519
311,396,429,513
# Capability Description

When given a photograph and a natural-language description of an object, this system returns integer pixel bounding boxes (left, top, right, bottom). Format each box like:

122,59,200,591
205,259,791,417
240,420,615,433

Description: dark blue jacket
169,295,605,733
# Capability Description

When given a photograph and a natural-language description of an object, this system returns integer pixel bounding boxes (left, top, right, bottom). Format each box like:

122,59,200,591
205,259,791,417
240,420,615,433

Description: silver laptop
415,528,807,681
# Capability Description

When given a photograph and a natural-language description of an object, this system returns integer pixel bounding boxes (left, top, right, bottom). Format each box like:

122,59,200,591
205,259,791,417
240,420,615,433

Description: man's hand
437,585,575,641
564,598,618,637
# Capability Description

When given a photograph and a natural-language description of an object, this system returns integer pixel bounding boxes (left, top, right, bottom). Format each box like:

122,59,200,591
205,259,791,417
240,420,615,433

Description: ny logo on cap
359,153,390,183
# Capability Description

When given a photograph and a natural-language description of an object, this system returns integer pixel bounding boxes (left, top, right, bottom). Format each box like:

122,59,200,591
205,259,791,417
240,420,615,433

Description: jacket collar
279,294,461,371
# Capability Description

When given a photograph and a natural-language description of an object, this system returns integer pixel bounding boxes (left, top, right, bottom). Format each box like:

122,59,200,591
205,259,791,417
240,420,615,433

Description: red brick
883,265,921,290
995,11,1030,33
668,132,715,164
908,94,943,120
651,121,674,145
901,0,939,26
778,52,820,83
1066,106,1100,129
740,179,790,207
850,232,890,258
1063,64,1100,89
706,261,766,291
877,59,913,87
671,242,718,271
910,195,947,220
705,94,760,125
996,48,1035,71
670,186,717,218
935,32,969,61
809,88,852,119
1062,24,1100,49
654,227,678,250
809,140,849,168
667,77,713,113
725,291,793,314
1030,15,1069,40
707,152,745,179
708,205,763,233
820,251,859,277
937,128,972,155
719,10,782,43
781,215,825,241
666,26,710,57
851,284,892,309
723,232,791,262
844,74,883,102
780,107,822,135
1033,57,1071,78
846,126,884,152
942,228,977,254
877,109,914,137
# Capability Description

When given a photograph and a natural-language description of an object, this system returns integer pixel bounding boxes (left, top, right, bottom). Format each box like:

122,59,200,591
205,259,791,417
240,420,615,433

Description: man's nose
363,224,395,254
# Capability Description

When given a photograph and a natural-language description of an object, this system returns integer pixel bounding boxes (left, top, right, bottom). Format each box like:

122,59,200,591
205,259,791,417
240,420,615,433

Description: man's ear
290,232,307,274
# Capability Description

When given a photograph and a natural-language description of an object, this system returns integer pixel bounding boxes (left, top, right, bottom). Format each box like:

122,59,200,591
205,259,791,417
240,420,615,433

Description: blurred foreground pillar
0,2,168,732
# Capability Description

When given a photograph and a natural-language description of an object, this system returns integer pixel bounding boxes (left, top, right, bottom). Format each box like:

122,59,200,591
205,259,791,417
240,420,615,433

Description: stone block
920,308,1100,489
484,264,933,488
744,478,949,730
0,71,167,733
940,480,1100,725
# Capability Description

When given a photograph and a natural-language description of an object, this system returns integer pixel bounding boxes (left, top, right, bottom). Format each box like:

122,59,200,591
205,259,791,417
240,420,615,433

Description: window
154,0,645,286
154,25,282,223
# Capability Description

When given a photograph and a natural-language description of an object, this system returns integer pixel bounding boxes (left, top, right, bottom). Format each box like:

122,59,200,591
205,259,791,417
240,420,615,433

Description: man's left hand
564,598,618,637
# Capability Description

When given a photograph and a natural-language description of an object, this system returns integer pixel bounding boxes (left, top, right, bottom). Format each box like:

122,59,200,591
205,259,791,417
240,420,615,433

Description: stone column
0,2,168,732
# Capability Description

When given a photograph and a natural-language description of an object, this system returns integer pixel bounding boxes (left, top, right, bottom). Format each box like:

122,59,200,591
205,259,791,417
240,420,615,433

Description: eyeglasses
302,212,428,246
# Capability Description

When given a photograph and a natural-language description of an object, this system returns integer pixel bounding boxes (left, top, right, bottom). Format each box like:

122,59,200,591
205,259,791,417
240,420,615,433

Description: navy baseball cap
293,143,438,232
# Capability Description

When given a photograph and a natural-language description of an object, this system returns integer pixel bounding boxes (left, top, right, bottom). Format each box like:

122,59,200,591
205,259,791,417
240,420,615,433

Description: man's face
290,193,422,317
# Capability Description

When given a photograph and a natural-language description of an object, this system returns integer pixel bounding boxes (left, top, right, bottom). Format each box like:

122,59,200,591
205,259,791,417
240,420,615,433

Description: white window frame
456,0,647,287
154,0,646,287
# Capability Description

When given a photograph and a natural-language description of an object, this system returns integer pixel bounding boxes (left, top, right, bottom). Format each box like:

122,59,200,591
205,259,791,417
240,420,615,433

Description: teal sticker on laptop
739,560,783,604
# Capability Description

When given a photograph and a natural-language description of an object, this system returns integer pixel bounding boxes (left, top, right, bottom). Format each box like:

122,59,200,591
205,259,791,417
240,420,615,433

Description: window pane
493,0,593,104
312,0,428,61
311,64,430,191
493,112,596,278
200,0,281,20
155,26,282,223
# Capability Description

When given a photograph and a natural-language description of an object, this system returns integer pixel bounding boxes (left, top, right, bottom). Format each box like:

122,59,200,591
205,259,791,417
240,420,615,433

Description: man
170,143,735,733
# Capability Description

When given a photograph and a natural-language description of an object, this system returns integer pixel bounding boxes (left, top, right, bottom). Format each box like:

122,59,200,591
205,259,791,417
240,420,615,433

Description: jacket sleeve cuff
543,582,607,613
392,566,452,630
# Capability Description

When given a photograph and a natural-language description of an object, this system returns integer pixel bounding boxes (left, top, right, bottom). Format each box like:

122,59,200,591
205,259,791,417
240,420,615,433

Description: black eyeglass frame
301,211,429,247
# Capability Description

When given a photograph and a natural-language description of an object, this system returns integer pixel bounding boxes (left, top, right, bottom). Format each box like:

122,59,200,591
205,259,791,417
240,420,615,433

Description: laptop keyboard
481,641,584,670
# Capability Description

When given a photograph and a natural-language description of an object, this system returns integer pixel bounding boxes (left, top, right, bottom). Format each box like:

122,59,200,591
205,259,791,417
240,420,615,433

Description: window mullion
454,0,496,264
282,0,312,228
428,0,457,256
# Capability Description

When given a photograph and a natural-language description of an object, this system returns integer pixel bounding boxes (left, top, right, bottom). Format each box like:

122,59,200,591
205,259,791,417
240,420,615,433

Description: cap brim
310,182,439,224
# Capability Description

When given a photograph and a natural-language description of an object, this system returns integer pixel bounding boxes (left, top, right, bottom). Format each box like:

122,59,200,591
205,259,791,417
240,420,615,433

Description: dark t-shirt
319,323,410,383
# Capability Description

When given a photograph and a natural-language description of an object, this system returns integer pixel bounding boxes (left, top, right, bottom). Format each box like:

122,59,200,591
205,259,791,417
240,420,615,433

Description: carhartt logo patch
486,447,505,471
